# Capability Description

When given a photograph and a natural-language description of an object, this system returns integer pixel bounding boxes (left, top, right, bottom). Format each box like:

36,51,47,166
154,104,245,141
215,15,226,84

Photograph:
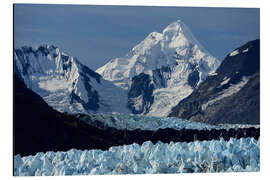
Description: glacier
85,113,215,131
14,137,260,176
78,113,259,131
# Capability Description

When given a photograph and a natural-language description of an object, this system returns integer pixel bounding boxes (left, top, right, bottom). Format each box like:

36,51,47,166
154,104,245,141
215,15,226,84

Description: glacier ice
81,113,259,131
14,137,260,176
83,113,220,130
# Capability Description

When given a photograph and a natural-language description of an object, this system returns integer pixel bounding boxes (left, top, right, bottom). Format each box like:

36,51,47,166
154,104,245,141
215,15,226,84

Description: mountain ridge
96,20,220,116
14,44,130,114
169,39,260,125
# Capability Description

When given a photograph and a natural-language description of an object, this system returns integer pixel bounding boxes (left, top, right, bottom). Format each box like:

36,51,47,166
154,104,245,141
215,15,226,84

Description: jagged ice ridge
14,137,259,176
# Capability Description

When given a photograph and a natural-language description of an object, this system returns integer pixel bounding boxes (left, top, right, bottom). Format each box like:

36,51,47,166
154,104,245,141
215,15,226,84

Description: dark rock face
77,60,101,83
14,73,260,157
70,60,101,112
187,63,200,89
128,73,155,114
14,73,64,156
70,89,99,111
169,39,260,125
127,66,172,114
188,69,200,88
14,73,108,156
152,66,171,88
14,45,103,113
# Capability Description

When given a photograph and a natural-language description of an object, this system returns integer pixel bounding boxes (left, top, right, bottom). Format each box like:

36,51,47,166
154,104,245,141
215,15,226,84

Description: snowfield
14,138,259,176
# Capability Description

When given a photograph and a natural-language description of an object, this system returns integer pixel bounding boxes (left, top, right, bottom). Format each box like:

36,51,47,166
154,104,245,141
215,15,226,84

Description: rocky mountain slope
96,20,220,116
14,20,220,117
14,45,130,114
14,73,259,157
169,39,260,125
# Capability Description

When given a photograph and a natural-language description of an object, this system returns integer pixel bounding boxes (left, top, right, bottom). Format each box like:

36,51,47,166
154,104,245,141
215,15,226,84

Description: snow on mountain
169,39,260,125
14,45,130,114
96,20,220,116
14,137,260,176
201,76,250,111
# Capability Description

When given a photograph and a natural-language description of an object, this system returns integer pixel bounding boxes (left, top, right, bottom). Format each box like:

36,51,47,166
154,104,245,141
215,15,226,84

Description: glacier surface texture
14,137,259,176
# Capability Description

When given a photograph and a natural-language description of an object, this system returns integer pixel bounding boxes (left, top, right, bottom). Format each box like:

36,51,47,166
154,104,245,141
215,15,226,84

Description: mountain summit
14,45,130,114
14,20,220,117
162,20,207,53
96,20,220,116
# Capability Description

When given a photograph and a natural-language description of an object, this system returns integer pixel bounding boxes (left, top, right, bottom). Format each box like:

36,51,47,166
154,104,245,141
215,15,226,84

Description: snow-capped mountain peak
14,20,220,117
162,20,207,52
15,45,85,87
96,20,220,116
14,45,130,114
130,32,163,55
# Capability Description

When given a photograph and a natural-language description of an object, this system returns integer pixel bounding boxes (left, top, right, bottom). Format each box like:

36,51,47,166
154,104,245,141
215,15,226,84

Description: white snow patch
38,77,69,92
219,77,231,87
209,72,218,76
230,50,239,56
14,138,260,176
218,124,260,129
243,48,249,53
90,78,130,114
147,84,193,117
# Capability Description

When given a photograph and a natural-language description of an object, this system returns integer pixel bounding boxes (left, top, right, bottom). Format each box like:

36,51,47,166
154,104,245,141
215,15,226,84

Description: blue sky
14,4,259,70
